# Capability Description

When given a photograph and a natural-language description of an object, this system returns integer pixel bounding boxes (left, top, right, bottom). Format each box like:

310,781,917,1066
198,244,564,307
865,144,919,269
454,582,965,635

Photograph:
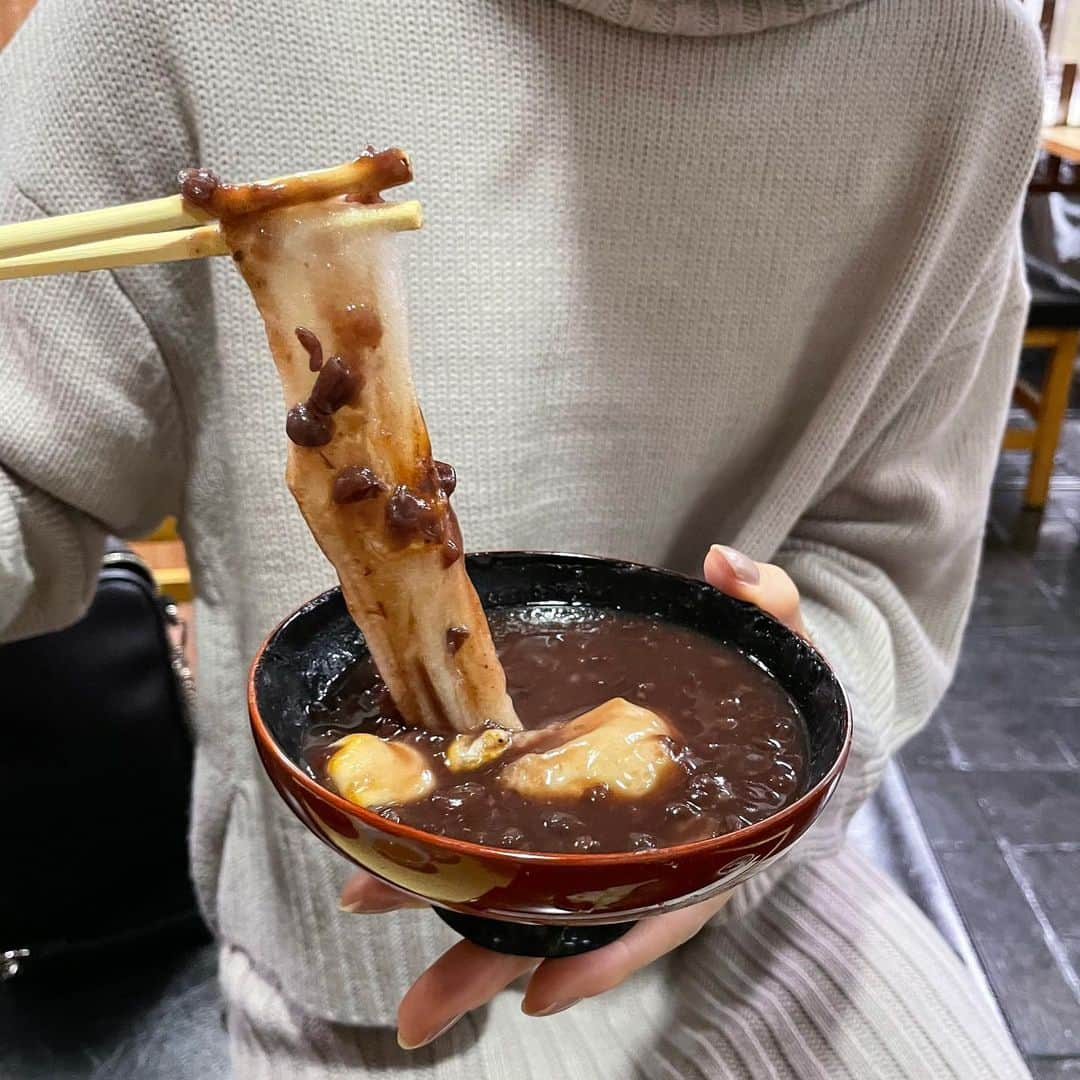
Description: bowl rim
248,550,853,868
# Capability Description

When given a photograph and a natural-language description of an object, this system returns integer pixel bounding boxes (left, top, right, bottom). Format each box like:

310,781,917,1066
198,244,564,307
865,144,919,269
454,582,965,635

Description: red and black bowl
249,551,851,958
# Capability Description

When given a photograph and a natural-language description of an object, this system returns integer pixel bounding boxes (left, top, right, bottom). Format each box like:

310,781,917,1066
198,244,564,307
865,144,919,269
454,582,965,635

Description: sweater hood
554,0,866,36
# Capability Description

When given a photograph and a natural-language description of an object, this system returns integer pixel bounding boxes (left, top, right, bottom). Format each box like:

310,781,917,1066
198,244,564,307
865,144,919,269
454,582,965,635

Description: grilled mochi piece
326,733,436,809
498,698,677,801
446,727,515,773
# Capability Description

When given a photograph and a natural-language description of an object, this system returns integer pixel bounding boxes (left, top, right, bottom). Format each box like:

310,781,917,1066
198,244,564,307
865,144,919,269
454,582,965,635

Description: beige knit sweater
0,0,1040,1024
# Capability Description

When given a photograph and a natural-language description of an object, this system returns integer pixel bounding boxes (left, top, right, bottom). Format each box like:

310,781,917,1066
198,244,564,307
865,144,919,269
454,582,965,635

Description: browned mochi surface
180,149,519,733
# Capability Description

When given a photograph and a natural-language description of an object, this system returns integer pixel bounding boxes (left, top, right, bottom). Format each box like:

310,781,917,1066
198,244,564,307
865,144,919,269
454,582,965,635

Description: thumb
704,545,808,640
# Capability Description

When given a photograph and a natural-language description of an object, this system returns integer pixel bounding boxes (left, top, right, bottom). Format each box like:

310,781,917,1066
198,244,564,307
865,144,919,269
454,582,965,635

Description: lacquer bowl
249,552,851,957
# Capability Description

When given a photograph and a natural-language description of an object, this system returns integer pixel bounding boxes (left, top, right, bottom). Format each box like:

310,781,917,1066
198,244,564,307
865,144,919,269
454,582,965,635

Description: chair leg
1024,329,1078,509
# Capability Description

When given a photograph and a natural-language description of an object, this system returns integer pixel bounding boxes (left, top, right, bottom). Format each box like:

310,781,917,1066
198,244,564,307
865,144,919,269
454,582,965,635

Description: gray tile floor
901,411,1080,1079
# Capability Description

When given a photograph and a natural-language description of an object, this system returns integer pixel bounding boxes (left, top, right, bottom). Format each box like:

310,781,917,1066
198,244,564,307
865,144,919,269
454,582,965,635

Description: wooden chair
0,1,37,51
1003,257,1080,509
1030,1,1080,197
131,516,193,601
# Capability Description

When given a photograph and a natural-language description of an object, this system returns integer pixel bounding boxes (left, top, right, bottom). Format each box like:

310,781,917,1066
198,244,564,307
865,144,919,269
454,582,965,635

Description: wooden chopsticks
0,192,213,260
0,200,422,281
0,155,421,282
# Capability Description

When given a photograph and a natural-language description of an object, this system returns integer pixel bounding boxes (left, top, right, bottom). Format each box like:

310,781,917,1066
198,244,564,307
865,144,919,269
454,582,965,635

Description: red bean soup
303,604,810,854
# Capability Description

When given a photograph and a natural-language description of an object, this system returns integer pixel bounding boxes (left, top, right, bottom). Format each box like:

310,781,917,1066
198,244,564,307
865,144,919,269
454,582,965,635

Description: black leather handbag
0,540,204,980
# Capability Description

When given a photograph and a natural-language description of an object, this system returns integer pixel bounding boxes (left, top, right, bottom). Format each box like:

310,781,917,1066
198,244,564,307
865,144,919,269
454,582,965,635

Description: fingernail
398,1013,463,1050
527,997,581,1017
712,545,760,586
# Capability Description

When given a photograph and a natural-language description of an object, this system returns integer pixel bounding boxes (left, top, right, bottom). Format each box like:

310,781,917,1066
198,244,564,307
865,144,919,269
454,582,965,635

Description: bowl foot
434,908,635,958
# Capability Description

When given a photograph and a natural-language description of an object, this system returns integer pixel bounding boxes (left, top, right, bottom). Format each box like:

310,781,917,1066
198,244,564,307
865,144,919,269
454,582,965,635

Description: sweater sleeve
726,238,1029,918
0,186,187,642
0,0,193,642
723,0,1044,917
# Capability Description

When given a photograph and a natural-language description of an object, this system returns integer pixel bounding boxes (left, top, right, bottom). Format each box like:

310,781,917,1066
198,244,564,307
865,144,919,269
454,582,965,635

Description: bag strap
101,537,196,715
161,596,196,712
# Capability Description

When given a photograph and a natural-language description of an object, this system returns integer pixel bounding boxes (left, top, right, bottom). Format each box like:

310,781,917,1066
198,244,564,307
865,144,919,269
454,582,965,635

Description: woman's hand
702,544,807,639
338,543,808,1050
340,875,734,1048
